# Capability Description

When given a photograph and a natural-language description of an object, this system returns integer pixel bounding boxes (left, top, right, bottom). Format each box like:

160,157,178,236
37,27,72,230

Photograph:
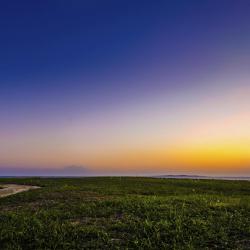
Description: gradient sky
1,0,250,175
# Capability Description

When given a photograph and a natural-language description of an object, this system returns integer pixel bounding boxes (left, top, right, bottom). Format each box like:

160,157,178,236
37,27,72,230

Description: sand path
0,184,40,198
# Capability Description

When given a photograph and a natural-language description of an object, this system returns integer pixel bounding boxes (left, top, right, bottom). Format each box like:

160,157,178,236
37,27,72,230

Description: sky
0,0,250,176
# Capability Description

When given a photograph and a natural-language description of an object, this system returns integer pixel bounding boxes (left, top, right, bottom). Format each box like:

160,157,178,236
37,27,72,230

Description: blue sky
1,0,250,175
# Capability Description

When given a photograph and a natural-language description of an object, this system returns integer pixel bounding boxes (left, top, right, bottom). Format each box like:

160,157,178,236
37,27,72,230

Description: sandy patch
0,184,40,198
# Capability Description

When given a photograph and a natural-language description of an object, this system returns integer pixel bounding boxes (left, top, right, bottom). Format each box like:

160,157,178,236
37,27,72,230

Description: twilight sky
1,0,250,175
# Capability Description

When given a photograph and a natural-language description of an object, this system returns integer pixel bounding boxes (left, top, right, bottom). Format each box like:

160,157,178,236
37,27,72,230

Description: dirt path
0,184,40,198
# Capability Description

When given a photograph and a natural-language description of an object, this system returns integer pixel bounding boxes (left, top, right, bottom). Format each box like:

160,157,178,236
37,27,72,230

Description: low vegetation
0,177,249,249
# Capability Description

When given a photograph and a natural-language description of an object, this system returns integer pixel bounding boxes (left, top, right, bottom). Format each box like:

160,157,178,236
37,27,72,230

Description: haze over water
1,1,250,176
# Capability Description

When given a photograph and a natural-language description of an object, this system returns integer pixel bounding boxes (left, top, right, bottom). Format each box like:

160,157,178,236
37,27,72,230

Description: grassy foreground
0,177,249,249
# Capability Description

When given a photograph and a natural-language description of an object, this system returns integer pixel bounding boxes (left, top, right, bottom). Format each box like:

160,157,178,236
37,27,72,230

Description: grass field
0,177,249,249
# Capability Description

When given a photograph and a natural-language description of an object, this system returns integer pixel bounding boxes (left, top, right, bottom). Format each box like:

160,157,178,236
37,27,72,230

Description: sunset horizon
1,1,249,177
1,2,250,249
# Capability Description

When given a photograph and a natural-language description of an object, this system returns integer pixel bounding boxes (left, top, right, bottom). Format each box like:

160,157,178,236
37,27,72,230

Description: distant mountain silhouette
0,165,92,177
155,175,250,180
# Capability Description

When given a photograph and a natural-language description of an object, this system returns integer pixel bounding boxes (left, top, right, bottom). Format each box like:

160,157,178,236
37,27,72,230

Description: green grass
0,177,249,249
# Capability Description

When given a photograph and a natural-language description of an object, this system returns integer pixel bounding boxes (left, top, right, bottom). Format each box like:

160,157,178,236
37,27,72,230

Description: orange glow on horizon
82,140,250,172
1,77,250,175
